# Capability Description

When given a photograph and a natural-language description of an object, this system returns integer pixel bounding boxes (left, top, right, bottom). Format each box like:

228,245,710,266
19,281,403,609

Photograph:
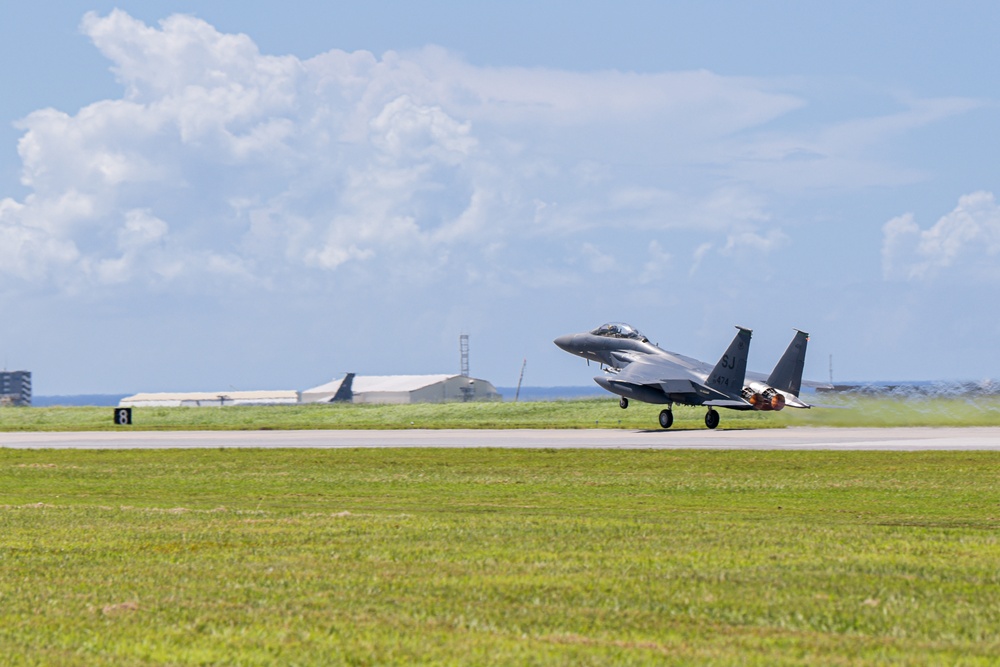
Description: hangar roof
304,374,457,396
122,390,299,403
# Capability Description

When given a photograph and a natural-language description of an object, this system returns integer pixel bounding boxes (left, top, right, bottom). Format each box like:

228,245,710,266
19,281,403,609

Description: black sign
114,407,132,425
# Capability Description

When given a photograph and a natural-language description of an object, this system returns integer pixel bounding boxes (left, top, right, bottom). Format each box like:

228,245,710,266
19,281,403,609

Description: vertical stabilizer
767,330,809,396
331,373,356,403
706,327,752,396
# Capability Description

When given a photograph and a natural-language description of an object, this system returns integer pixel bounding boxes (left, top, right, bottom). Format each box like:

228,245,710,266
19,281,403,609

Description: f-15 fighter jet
553,323,815,429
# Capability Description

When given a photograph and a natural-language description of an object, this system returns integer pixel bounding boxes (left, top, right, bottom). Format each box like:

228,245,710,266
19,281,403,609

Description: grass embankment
1,448,997,665
4,395,1000,432
0,400,776,432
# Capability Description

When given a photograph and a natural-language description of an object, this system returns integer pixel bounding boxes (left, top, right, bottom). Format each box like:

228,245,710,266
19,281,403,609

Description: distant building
301,374,502,404
0,371,31,406
119,390,300,408
117,374,503,408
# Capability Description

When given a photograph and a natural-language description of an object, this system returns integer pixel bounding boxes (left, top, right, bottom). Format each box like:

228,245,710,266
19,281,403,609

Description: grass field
3,395,1000,432
1,448,998,665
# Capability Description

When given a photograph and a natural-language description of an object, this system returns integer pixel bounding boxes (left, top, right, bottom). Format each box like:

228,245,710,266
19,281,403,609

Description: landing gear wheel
658,409,674,429
619,397,629,409
705,409,720,430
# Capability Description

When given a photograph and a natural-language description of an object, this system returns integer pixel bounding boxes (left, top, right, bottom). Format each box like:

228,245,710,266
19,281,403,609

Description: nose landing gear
619,397,629,409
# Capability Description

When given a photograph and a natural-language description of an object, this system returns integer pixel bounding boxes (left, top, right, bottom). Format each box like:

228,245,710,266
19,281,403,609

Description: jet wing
613,356,700,386
611,356,750,406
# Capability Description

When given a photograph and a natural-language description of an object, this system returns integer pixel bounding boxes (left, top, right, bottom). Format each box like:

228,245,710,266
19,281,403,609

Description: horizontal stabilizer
782,394,812,409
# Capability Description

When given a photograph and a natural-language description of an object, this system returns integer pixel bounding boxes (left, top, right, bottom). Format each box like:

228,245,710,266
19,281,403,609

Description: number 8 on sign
115,407,132,425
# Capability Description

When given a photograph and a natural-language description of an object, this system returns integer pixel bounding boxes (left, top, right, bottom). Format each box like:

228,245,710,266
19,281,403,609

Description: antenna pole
514,358,527,402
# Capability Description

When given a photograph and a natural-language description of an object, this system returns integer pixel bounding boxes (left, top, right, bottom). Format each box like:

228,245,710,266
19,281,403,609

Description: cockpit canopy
590,322,649,343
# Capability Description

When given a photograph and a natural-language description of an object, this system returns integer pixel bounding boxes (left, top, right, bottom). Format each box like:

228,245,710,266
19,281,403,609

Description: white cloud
882,191,1000,281
0,196,80,282
119,208,168,250
686,227,788,277
80,10,301,106
90,209,168,284
639,240,672,284
0,10,971,296
369,95,475,162
720,228,789,256
579,243,617,273
689,242,714,277
725,96,981,192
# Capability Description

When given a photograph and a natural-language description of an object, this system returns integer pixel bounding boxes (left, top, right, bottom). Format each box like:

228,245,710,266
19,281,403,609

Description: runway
2,427,999,450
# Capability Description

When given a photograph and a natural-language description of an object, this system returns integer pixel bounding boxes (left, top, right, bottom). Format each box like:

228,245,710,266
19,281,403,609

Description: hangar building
301,374,501,404
119,390,300,408
118,375,502,408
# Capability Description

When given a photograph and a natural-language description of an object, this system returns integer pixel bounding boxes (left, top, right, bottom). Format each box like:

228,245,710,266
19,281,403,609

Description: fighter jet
553,323,815,429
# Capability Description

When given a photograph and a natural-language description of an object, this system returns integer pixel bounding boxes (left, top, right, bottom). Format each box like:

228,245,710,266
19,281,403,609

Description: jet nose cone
553,334,576,351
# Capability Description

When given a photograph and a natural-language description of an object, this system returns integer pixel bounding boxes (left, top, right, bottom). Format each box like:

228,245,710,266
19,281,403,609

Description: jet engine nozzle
742,386,765,409
742,384,786,411
763,388,786,411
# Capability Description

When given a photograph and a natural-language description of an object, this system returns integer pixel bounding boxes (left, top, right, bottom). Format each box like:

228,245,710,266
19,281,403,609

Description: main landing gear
654,406,719,430
656,408,721,429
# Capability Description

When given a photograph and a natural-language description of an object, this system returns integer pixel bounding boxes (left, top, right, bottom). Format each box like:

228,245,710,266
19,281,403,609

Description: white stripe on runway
2,427,999,450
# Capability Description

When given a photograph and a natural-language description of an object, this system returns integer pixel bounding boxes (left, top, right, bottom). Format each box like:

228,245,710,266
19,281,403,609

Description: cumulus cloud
685,227,788,277
882,191,1000,281
92,209,169,284
0,9,818,291
5,9,968,295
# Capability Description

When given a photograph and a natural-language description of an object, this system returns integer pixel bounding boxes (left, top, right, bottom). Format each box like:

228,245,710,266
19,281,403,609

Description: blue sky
2,2,999,394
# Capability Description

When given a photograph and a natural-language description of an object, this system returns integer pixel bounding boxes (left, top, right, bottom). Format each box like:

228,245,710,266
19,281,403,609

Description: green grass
1,448,998,665
4,395,1000,432
775,394,1000,427
0,400,778,432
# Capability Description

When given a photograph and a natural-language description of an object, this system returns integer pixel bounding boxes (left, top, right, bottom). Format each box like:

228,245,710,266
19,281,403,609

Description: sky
2,1,1000,395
